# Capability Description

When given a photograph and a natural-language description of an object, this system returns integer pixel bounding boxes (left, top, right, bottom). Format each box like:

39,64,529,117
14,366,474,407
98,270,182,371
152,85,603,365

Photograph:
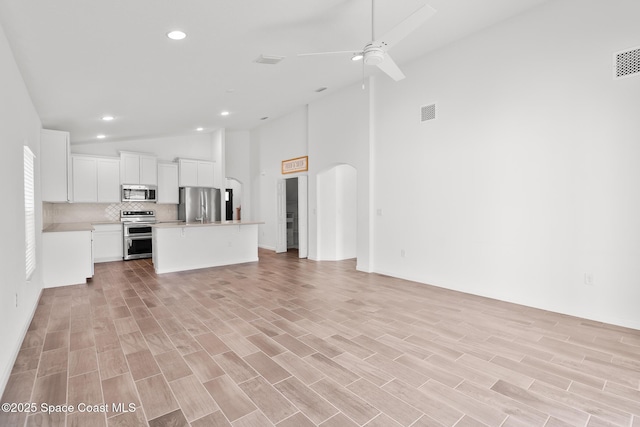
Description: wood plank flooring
2,249,639,426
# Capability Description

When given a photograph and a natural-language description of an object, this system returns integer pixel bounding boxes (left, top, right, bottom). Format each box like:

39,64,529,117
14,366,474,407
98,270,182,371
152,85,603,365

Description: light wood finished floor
2,249,639,427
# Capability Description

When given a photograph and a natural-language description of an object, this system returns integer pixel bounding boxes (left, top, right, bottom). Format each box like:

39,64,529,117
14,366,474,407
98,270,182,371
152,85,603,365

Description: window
24,146,36,279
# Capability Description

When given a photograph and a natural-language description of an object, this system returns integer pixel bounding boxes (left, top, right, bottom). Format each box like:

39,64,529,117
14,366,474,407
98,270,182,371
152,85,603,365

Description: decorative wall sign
281,156,308,174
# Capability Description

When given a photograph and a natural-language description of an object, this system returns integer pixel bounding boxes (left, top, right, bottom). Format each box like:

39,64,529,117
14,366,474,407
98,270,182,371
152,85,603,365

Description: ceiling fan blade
376,53,405,81
374,4,436,49
297,50,362,57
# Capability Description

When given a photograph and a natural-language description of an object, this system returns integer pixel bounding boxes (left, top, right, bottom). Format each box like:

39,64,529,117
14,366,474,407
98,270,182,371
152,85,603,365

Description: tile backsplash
43,202,178,224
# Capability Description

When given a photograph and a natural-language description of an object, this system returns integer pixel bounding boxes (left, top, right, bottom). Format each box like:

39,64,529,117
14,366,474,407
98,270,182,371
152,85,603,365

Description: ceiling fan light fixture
364,46,385,65
351,53,364,61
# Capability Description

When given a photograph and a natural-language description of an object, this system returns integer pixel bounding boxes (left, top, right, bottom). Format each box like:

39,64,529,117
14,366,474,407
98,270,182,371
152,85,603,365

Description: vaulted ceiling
0,0,549,144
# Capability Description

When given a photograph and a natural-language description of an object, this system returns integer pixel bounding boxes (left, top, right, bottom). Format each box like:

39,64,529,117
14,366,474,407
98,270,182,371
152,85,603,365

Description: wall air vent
254,54,285,65
614,46,640,80
420,104,436,122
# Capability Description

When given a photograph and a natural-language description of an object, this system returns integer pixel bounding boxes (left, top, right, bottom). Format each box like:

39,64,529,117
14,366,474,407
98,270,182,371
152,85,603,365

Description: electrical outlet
584,273,594,286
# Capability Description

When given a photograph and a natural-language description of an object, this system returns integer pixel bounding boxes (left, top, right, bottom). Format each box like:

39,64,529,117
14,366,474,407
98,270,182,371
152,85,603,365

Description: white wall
226,130,251,219
373,0,640,329
307,82,371,270
336,165,357,260
0,22,44,395
317,169,337,258
250,107,308,250
317,164,357,260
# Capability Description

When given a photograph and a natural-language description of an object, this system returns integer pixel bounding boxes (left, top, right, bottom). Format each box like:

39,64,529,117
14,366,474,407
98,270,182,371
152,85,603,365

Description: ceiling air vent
254,54,285,65
614,46,640,80
420,104,436,122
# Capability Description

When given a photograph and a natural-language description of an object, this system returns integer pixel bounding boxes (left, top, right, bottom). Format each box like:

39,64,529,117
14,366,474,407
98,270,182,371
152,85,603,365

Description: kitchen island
152,221,262,274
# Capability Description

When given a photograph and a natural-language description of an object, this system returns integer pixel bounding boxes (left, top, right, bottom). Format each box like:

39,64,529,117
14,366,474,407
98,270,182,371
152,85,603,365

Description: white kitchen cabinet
140,155,157,185
71,155,120,203
157,162,179,204
41,129,70,202
42,230,93,287
178,158,215,187
197,161,215,187
72,156,98,202
120,151,157,185
97,158,121,202
93,223,123,262
178,159,198,186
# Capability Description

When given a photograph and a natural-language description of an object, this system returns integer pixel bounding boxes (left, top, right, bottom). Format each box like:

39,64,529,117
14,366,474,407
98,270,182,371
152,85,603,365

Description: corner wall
0,22,44,396
372,0,640,329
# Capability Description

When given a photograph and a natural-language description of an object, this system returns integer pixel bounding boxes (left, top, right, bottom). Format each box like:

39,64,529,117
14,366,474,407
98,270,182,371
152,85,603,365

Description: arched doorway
225,177,242,220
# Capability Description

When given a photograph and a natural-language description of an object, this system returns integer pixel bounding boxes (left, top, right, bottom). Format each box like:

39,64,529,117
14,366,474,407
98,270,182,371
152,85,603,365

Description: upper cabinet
178,158,216,187
41,129,70,202
120,151,157,185
71,155,120,203
157,162,179,204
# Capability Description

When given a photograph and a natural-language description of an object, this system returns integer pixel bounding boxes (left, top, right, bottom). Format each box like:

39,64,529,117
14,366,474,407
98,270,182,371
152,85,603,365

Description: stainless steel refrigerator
178,187,221,223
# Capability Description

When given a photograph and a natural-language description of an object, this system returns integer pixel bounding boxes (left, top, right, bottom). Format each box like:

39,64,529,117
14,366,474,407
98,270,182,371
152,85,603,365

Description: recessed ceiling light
196,127,204,131
167,30,186,40
260,117,269,121
101,115,114,121
220,111,230,116
97,134,106,139
315,87,328,92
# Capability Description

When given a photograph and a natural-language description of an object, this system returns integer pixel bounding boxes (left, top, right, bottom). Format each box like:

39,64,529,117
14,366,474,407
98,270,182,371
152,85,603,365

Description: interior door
297,176,308,258
276,179,287,253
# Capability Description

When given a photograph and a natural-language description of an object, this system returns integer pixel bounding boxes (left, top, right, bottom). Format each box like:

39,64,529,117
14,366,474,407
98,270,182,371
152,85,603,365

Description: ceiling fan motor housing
364,45,385,65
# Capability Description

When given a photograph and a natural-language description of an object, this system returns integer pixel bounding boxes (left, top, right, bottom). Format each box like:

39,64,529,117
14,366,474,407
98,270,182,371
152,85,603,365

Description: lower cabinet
93,223,123,262
42,230,93,288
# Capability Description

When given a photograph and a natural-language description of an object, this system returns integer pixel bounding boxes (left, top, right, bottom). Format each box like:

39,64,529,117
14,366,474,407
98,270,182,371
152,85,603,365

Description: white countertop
153,220,263,229
43,222,95,233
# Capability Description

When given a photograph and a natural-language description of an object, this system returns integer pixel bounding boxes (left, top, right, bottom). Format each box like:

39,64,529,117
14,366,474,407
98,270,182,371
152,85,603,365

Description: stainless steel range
121,210,156,260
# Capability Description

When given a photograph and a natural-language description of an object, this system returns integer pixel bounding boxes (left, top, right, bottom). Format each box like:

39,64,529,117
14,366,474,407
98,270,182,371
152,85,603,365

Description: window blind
24,146,36,280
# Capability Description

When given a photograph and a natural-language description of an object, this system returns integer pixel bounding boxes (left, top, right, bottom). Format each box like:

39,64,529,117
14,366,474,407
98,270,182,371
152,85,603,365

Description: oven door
124,235,152,260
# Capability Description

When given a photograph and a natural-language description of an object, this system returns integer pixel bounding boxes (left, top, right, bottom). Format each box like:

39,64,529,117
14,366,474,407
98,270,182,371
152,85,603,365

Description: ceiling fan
298,0,437,81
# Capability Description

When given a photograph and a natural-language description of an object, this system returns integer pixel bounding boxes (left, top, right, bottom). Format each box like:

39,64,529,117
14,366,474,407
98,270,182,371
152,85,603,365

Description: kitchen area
41,128,259,288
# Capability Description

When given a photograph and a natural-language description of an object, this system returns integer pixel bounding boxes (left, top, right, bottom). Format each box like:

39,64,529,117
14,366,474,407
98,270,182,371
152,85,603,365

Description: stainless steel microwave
121,184,157,202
